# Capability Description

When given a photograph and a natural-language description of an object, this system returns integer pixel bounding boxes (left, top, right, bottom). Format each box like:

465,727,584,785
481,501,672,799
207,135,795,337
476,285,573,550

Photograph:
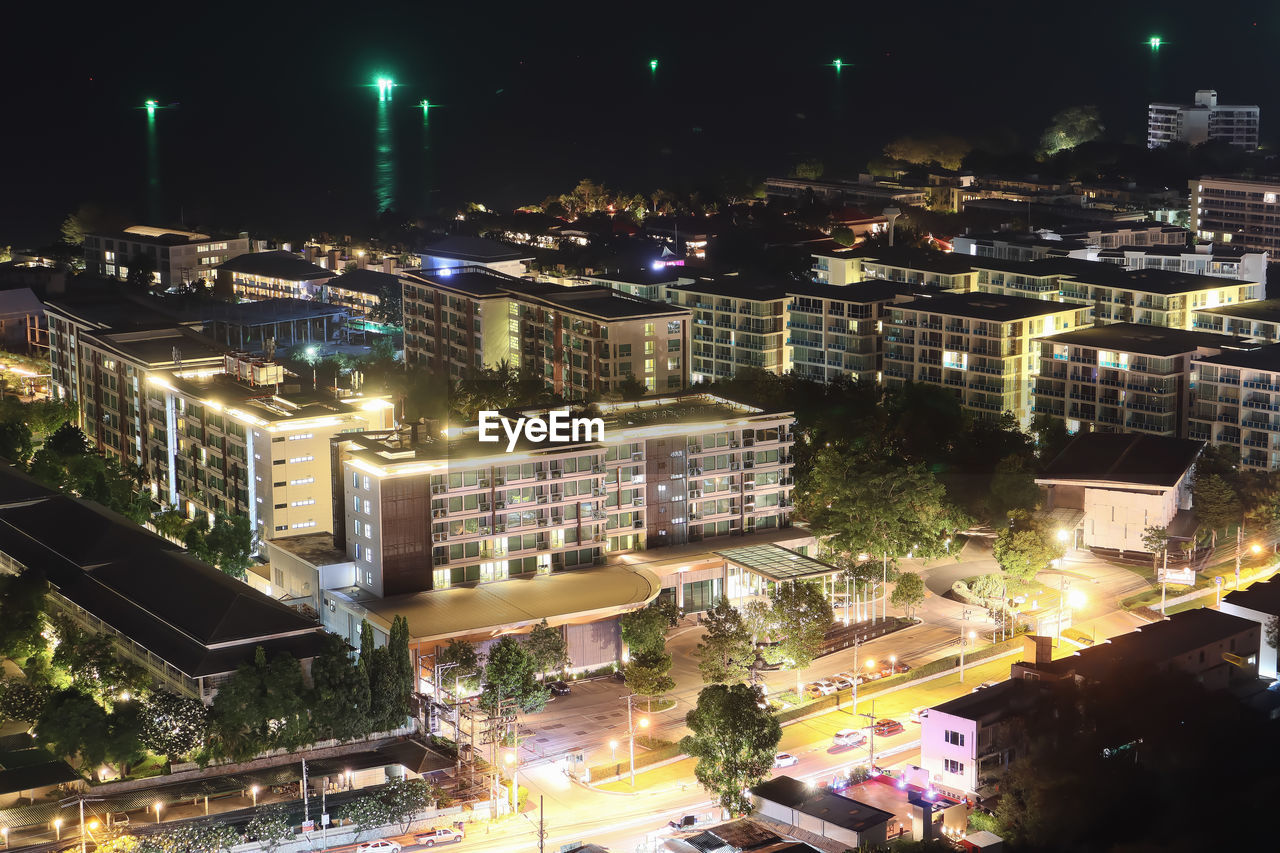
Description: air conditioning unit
689,444,702,454
480,502,491,512
633,519,644,529
537,517,548,527
743,482,754,491
551,469,562,478
730,461,741,470
536,470,547,480
730,440,740,448
478,478,490,488
592,487,603,496
743,437,755,447
495,500,506,510
537,494,548,504
689,467,702,476
432,509,446,518
743,460,754,469
494,476,506,486
550,514,562,525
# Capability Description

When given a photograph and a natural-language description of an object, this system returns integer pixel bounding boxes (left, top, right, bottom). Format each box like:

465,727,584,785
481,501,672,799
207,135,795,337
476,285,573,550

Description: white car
806,680,837,697
830,674,856,690
355,842,401,853
774,752,799,768
833,728,867,747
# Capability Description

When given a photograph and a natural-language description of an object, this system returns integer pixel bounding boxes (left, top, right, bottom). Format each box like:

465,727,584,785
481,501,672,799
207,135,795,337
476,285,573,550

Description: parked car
415,827,464,846
774,752,799,768
830,674,856,690
909,706,929,724
805,680,837,698
873,719,905,737
893,661,912,674
548,680,571,695
355,842,401,853
833,728,867,747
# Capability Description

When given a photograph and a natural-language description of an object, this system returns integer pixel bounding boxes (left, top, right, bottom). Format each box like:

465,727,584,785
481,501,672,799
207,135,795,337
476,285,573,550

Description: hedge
586,739,684,781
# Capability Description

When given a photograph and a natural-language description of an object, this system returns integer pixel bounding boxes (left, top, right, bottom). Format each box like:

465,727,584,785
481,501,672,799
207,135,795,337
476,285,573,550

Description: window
944,730,965,746
644,322,655,336
290,498,316,507
354,543,363,560
668,321,681,335
287,455,314,463
290,520,317,529
353,495,361,512
363,499,372,514
353,471,361,488
363,476,371,490
290,476,315,485
944,759,964,776
287,433,313,441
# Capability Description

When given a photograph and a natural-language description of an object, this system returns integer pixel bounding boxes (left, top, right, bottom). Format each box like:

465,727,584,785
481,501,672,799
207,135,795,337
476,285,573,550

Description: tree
624,647,676,702
883,134,972,170
336,791,393,841
620,600,678,657
0,569,47,666
0,419,33,462
680,683,782,814
799,447,965,566
142,821,240,853
309,633,372,742
993,510,1066,586
523,619,569,678
616,374,648,401
770,581,833,692
382,778,436,833
1142,525,1170,571
139,691,209,757
479,635,550,715
830,227,855,247
388,615,414,722
890,571,926,619
1192,472,1241,543
367,645,404,732
1030,412,1072,466
61,213,87,246
1266,615,1278,650
0,678,50,723
435,639,482,693
791,158,825,180
1039,105,1104,158
203,512,255,580
245,803,293,851
125,252,159,289
50,615,149,704
988,454,1040,521
35,689,142,777
208,647,310,761
740,598,775,645
695,596,754,685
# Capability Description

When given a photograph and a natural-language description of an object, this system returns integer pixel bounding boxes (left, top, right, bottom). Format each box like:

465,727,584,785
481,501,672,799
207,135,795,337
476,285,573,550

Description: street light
153,802,163,824
2,826,8,848
959,609,974,682
609,739,619,761
250,784,259,806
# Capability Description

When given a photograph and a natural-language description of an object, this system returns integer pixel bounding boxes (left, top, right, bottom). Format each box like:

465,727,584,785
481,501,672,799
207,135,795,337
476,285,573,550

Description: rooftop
1042,609,1258,680
892,290,1075,322
421,235,532,263
1048,259,1249,293
858,247,978,275
1195,343,1280,372
404,266,516,298
584,268,688,286
670,274,796,301
1039,433,1204,489
1197,298,1280,323
929,678,1039,723
786,280,919,303
1222,578,1280,616
328,268,401,296
92,225,213,245
515,281,687,320
87,327,227,368
1041,323,1255,356
182,297,349,326
715,544,838,583
217,250,336,281
160,372,386,426
750,776,894,834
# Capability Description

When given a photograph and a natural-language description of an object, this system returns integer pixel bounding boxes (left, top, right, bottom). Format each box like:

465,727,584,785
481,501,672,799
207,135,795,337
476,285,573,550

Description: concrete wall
920,709,979,793
1082,486,1175,552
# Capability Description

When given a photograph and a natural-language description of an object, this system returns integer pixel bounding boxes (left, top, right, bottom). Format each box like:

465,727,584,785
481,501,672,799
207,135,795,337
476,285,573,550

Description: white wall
920,709,978,793
1082,486,1176,552
1219,601,1278,679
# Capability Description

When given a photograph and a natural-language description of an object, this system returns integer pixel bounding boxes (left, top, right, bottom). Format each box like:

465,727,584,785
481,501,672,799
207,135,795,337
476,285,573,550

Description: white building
1148,90,1259,150
1219,579,1280,680
1191,176,1280,255
1036,433,1203,553
920,680,1038,796
418,235,532,277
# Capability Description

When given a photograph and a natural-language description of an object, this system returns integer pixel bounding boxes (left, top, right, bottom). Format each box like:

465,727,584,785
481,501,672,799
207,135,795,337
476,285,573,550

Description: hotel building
1032,324,1253,437
1188,344,1280,470
1191,176,1280,254
785,281,917,383
666,275,789,381
84,225,250,290
882,292,1087,425
402,267,690,396
216,250,337,301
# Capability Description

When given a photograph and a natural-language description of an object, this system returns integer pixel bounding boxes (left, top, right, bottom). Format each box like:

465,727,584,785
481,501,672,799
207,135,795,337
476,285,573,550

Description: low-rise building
749,776,893,849
1032,324,1254,437
1035,432,1202,553
1148,90,1259,150
418,235,532,277
402,267,690,396
882,291,1087,426
1219,579,1280,679
84,226,250,290
1194,299,1280,342
580,268,693,302
920,679,1042,796
1097,244,1267,283
1013,608,1260,691
322,268,401,320
1188,344,1280,469
216,250,336,301
666,275,789,381
1191,175,1280,254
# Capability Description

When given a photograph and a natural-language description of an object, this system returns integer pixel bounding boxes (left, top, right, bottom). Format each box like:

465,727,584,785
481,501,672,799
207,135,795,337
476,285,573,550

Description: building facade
216,251,337,301
785,281,915,383
882,292,1087,425
332,395,795,598
1148,90,1259,150
1188,345,1280,470
84,226,250,290
402,267,690,396
666,276,789,382
1191,176,1280,254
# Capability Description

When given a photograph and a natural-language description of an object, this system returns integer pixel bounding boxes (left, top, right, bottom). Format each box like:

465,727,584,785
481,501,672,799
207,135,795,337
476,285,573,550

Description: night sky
3,0,1277,245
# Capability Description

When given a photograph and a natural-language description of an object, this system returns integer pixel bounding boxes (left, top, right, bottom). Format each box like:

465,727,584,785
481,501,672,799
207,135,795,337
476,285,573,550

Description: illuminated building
1148,90,1259,150
402,266,690,396
84,225,250,290
666,275,790,382
1191,175,1280,254
418,235,533,277
216,250,336,301
785,280,918,383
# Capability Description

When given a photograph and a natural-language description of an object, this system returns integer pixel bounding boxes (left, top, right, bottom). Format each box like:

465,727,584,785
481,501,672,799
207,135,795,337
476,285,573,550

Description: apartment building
1096,244,1267,283
402,267,690,396
857,248,977,291
810,244,861,286
322,268,399,320
1191,176,1280,254
419,235,532,277
921,679,1041,796
1148,90,1259,150
216,250,336,301
580,268,693,302
1188,344,1280,470
785,281,916,383
882,291,1086,425
84,226,250,290
666,275,789,381
331,394,795,598
1033,324,1252,437
1195,299,1280,342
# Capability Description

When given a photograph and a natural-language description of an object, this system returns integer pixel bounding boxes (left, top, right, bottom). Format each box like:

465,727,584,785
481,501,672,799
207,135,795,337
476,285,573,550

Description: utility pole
301,758,309,824
538,795,546,853
851,638,860,717
882,552,889,624
959,609,974,683
1161,548,1168,614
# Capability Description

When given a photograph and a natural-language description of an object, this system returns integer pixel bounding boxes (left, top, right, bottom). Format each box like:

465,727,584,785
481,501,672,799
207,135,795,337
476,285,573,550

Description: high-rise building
785,281,917,383
1148,90,1259,150
1188,344,1280,470
1191,176,1280,254
83,226,250,290
666,275,790,381
402,267,690,396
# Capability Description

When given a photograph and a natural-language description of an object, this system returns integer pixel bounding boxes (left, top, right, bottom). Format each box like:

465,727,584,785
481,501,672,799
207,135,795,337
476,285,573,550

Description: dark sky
3,0,1277,245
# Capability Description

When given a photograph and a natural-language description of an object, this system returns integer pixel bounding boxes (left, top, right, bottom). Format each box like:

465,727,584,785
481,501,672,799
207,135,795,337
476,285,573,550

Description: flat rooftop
1197,299,1280,323
786,280,919,303
218,250,335,281
186,297,349,325
327,268,401,296
405,266,513,297
892,291,1074,322
750,776,893,834
1048,259,1250,293
1041,323,1256,356
515,281,687,320
359,564,661,642
88,327,227,367
1222,577,1280,615
422,235,532,262
1039,433,1204,488
858,247,978,275
669,274,793,301
163,372,380,425
1195,343,1280,372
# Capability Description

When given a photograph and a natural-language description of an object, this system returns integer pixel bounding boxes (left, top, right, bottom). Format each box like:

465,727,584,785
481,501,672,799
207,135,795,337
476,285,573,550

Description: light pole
2,826,8,848
958,608,974,682
153,802,162,825
54,820,61,842
250,784,259,807
622,693,650,787
1056,575,1070,644
609,739,619,762
504,750,518,814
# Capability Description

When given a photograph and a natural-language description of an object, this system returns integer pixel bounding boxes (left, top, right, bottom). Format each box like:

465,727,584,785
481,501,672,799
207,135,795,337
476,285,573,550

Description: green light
144,99,157,117
833,59,843,71
1149,36,1162,50
420,99,431,112
375,77,395,101
649,58,658,72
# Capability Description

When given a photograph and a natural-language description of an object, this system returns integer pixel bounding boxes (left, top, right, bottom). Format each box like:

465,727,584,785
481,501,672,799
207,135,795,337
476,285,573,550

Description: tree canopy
695,596,755,685
770,581,833,691
993,510,1066,586
479,635,550,715
681,683,782,814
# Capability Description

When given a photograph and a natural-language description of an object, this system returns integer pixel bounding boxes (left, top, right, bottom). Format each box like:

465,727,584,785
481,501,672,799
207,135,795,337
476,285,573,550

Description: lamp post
250,785,259,807
622,693,650,787
2,826,8,848
609,739,619,761
504,750,518,814
958,609,974,682
54,820,61,842
153,802,162,825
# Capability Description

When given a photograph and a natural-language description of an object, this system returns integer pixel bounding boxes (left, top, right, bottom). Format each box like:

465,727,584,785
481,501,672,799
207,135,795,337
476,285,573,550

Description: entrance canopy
714,544,839,583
